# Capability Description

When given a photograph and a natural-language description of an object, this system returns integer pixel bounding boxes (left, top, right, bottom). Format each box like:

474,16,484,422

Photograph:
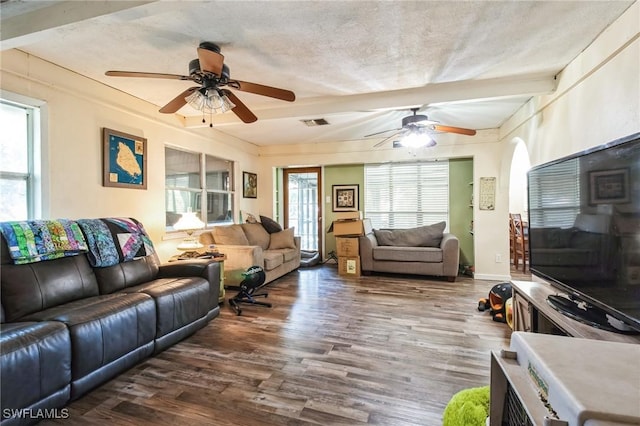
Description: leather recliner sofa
0,218,221,426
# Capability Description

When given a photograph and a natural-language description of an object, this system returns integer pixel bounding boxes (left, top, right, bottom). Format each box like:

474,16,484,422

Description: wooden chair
510,213,529,272
509,214,516,265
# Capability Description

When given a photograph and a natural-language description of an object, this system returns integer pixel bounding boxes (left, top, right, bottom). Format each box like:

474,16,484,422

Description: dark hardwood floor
44,264,529,426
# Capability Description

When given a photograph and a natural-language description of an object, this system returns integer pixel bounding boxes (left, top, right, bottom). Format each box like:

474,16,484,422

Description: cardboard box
335,211,363,221
338,256,361,276
336,237,359,257
333,218,373,237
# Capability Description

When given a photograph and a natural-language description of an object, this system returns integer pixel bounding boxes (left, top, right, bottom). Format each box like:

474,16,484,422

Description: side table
168,253,226,303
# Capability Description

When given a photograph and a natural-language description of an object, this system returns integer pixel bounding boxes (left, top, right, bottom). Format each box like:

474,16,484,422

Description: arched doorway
509,139,531,217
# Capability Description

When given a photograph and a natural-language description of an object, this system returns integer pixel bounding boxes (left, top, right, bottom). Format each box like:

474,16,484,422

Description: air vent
301,118,330,127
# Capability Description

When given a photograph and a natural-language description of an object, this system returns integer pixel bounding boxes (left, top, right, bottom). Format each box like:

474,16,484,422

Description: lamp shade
173,212,205,232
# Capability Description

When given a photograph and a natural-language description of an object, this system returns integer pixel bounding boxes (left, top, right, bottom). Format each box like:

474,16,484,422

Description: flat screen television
527,132,640,334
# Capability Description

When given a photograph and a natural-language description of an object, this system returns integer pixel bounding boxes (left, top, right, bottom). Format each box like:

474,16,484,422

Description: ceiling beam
184,73,556,127
1,1,157,50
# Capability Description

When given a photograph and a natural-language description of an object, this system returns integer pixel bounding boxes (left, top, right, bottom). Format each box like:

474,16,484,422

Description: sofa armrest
358,233,378,271
158,259,222,310
214,244,264,271
440,233,460,279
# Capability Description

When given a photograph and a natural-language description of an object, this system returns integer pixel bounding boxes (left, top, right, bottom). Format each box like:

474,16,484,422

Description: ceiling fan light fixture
185,88,235,114
399,128,435,148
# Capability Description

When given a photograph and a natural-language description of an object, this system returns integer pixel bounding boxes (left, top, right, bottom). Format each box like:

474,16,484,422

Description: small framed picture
589,168,630,205
243,171,257,198
102,128,147,189
332,184,359,212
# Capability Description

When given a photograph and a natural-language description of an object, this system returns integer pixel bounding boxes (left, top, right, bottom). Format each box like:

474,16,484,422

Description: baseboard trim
473,273,512,281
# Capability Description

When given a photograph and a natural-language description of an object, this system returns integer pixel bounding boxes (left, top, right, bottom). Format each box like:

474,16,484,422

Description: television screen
527,132,640,333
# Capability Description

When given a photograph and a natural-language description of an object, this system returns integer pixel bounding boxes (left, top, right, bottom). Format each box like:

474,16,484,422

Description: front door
283,167,322,252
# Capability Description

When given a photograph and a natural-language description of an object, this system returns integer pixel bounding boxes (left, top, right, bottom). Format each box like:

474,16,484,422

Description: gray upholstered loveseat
358,221,460,281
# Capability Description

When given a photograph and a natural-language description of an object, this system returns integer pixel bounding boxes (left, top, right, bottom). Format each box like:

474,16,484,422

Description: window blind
528,157,580,228
364,161,449,230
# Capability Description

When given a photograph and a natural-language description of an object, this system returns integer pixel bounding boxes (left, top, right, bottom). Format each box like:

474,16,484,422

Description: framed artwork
589,168,630,205
243,171,257,198
332,184,359,212
102,128,147,189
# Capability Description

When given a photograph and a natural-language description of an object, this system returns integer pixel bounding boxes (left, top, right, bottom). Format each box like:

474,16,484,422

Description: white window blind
528,157,580,228
364,161,449,230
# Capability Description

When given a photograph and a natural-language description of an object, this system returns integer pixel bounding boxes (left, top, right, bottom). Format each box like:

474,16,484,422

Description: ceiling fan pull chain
209,110,213,127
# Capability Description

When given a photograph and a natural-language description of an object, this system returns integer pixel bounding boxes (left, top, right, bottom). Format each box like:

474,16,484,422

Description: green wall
324,165,365,257
448,158,474,269
321,161,474,268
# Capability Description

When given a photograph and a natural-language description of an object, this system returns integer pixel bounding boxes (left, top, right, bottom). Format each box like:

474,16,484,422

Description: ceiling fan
365,108,476,148
105,42,295,124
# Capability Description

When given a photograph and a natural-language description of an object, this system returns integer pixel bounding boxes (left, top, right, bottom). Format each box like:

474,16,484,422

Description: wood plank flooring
43,265,527,426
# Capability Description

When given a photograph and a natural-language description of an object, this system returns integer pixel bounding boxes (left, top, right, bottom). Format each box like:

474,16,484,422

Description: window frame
164,145,234,230
0,99,39,220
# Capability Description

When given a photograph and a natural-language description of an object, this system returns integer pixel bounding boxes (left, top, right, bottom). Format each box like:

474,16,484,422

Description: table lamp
173,211,205,257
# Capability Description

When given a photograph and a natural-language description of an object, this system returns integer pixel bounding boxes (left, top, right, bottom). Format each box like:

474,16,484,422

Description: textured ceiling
1,0,634,146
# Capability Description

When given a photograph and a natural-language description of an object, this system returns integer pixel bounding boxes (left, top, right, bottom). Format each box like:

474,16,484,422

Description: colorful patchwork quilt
77,217,155,267
0,219,88,264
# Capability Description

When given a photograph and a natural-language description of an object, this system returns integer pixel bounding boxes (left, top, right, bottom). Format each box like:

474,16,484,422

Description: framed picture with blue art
102,128,147,189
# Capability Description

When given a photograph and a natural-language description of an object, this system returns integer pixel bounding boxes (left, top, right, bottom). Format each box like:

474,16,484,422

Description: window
165,147,233,228
528,157,580,228
364,161,449,229
0,100,38,220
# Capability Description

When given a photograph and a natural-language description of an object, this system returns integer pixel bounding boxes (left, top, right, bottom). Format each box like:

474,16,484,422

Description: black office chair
227,265,271,316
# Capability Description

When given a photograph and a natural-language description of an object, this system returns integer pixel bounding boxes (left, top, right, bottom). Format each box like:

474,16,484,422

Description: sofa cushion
241,223,270,250
260,216,283,234
374,222,446,247
269,248,298,263
263,251,285,271
0,321,71,412
123,277,210,338
268,227,296,250
0,254,99,322
22,293,156,380
212,225,250,245
373,246,443,263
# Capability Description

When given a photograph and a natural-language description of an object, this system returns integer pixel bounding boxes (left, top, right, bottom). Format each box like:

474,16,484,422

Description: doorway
283,167,322,251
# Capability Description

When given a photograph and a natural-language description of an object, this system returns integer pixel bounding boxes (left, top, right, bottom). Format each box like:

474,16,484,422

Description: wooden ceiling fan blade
105,70,190,80
431,124,476,136
197,47,224,76
232,80,295,102
223,90,257,123
159,87,199,113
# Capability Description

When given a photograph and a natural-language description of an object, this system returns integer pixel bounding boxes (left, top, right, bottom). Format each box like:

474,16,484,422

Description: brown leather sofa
0,219,221,426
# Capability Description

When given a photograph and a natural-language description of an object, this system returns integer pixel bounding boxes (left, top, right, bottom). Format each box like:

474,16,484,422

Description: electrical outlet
495,253,502,263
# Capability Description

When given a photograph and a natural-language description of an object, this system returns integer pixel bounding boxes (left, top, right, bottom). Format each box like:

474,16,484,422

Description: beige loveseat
200,223,301,285
358,221,460,281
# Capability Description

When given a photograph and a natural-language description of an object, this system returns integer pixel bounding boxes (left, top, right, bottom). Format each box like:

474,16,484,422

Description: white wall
0,49,263,261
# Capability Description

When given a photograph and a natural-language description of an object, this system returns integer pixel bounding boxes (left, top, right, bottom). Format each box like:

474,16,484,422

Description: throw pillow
241,223,270,250
211,225,249,246
415,221,446,247
268,227,296,250
374,221,446,247
260,215,283,234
